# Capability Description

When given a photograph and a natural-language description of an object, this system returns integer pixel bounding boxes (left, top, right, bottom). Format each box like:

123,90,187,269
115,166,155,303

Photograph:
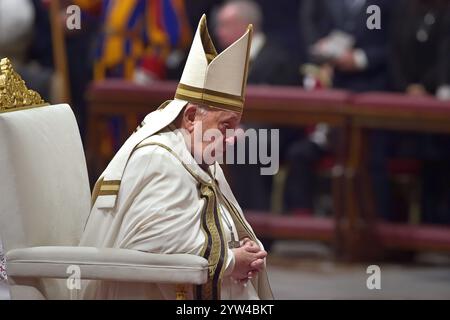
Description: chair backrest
0,103,91,251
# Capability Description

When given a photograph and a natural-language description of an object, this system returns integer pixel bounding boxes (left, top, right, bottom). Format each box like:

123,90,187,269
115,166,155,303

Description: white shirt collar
249,32,266,61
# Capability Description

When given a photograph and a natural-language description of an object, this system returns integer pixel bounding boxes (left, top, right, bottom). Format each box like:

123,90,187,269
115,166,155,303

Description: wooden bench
245,212,450,254
245,212,335,242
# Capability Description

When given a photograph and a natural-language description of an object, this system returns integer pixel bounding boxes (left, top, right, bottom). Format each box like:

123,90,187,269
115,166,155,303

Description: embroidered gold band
100,181,120,194
175,83,244,113
91,179,122,206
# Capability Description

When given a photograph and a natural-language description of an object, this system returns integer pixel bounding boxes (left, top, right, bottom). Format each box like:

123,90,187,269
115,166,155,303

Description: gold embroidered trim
174,92,243,114
91,178,121,206
176,284,187,300
175,83,244,113
177,83,244,102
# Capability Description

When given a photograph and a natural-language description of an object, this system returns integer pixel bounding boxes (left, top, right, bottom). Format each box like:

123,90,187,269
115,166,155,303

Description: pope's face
190,107,241,166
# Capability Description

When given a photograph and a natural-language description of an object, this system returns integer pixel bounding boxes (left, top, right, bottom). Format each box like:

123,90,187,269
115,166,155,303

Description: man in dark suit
287,0,394,217
389,0,450,224
215,0,299,86
300,0,393,92
389,0,450,96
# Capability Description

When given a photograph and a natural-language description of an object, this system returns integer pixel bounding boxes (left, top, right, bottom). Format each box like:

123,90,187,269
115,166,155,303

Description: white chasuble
80,127,273,300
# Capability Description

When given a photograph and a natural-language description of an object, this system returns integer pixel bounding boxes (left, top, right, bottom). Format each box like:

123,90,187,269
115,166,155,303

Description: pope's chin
194,148,224,166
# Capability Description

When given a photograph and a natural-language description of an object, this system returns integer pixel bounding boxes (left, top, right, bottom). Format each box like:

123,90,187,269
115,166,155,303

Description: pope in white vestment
79,14,273,300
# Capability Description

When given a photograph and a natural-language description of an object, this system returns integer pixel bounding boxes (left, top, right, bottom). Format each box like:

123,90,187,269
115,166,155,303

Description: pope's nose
225,135,237,146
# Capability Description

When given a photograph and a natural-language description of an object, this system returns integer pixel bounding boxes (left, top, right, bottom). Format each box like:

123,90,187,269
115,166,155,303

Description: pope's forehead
215,110,242,121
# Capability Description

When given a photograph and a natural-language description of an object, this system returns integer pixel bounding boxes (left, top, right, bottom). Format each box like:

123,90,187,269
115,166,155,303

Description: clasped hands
230,238,267,286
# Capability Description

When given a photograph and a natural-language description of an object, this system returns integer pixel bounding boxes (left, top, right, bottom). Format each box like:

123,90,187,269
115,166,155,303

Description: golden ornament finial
0,58,46,111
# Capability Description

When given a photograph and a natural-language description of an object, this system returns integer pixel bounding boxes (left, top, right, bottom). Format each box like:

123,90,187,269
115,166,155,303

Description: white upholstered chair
0,58,207,300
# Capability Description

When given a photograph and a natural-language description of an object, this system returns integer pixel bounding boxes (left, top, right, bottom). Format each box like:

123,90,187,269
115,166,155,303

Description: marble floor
267,241,450,299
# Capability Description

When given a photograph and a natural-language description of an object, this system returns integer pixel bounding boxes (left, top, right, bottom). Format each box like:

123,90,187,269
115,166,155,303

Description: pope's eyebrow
222,114,239,122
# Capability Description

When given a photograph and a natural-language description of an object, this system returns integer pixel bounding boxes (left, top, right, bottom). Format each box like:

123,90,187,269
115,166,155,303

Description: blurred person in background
214,0,299,86
213,0,301,214
76,0,192,83
301,0,392,92
33,0,100,141
286,0,394,218
390,0,450,100
389,0,450,225
0,0,35,64
1,0,98,139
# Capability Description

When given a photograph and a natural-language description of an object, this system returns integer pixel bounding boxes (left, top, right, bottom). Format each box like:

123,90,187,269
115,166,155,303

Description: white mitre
94,14,253,209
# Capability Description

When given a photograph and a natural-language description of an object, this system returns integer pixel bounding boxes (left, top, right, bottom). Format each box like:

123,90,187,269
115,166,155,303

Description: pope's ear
182,104,197,133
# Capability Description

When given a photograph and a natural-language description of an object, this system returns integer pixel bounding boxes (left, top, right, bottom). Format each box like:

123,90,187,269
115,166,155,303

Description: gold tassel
176,284,187,300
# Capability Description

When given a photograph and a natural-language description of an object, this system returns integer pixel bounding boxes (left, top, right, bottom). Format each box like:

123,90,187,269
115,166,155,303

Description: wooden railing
86,80,450,261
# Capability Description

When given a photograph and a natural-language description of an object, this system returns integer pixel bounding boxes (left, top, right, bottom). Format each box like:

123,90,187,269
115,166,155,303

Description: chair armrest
5,246,208,285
